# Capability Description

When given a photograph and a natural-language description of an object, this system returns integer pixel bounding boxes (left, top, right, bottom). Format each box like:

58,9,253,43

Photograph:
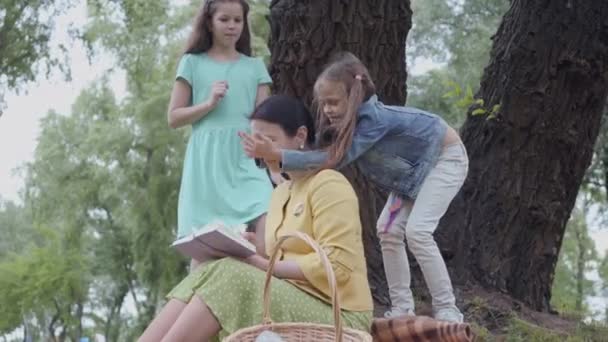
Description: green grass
470,316,608,341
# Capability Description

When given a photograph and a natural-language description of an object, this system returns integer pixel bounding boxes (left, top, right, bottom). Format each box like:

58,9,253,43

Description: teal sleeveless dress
175,53,273,238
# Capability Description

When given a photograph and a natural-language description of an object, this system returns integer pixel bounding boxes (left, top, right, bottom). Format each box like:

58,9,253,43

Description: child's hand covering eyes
239,131,281,161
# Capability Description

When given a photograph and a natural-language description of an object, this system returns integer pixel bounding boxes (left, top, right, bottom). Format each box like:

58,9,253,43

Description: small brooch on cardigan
293,203,304,217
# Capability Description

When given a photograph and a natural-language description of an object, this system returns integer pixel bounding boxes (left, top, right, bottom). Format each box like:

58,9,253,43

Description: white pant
377,143,468,313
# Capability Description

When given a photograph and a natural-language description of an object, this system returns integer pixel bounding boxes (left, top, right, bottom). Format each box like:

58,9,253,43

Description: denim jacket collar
360,95,378,114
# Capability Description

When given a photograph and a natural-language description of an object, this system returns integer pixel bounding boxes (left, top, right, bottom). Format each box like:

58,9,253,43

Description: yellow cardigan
265,169,373,312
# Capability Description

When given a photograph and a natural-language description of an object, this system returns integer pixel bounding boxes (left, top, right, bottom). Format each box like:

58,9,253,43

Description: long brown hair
314,52,376,168
184,0,252,56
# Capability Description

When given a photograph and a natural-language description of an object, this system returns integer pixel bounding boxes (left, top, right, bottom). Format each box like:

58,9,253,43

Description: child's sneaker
434,307,464,323
383,308,415,319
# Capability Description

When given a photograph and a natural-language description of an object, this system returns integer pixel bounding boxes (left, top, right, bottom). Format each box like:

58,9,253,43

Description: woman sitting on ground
138,95,373,342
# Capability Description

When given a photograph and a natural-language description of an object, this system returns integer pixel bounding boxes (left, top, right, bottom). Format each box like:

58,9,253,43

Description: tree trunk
574,224,584,312
105,284,128,342
436,0,608,311
74,301,84,342
268,0,412,309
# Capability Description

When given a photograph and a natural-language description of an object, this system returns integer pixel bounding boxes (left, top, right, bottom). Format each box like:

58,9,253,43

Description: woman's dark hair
184,0,252,56
250,95,316,145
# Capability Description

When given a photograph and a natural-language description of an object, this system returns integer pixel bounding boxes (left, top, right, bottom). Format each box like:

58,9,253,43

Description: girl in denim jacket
241,52,469,323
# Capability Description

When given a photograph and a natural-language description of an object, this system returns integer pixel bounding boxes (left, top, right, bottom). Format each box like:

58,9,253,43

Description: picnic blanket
371,316,475,342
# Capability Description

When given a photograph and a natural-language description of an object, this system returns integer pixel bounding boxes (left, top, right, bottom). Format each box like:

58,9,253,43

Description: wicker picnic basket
224,231,372,342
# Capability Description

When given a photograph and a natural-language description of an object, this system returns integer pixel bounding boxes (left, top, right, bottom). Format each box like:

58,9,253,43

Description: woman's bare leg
138,299,187,342
161,295,221,342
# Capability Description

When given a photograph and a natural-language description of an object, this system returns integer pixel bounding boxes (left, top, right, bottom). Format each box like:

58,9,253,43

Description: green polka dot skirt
167,258,372,341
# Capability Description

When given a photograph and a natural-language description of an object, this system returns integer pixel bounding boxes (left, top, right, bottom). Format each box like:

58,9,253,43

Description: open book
171,221,256,262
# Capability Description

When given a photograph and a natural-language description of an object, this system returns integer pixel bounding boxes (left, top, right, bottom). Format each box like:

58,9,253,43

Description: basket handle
262,231,343,341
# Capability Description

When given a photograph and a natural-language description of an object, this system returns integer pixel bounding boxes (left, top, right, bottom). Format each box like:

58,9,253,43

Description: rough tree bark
267,0,412,309
436,0,608,311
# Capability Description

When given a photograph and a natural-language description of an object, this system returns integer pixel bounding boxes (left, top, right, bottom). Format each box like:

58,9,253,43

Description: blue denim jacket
280,95,447,199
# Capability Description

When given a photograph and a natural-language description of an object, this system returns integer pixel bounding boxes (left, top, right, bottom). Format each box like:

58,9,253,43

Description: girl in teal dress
166,0,276,269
